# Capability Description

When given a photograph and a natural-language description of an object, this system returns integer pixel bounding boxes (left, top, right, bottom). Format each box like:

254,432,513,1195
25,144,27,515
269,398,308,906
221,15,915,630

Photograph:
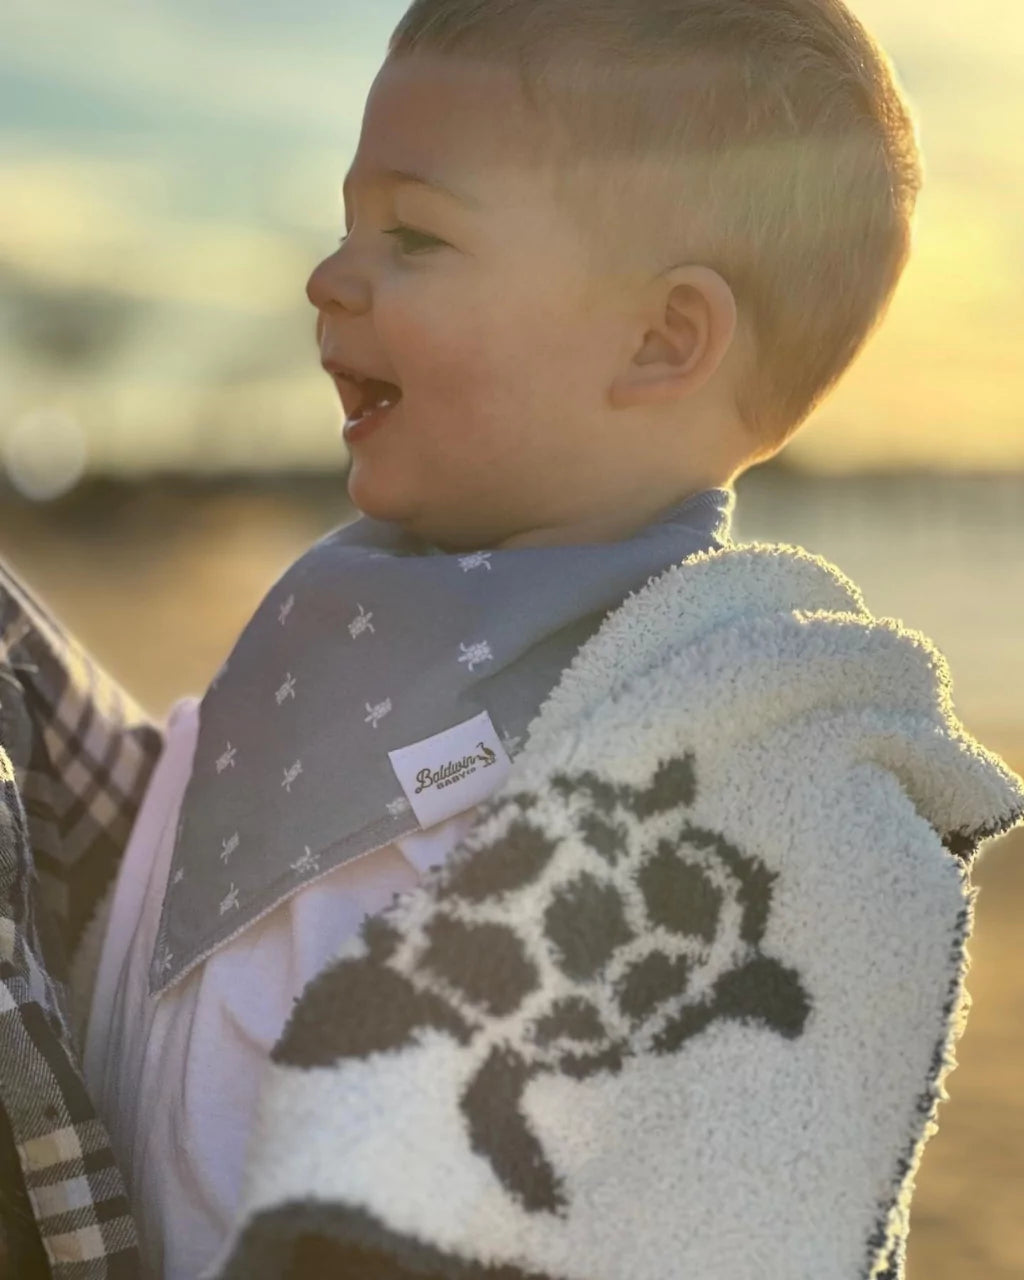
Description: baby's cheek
377,294,535,452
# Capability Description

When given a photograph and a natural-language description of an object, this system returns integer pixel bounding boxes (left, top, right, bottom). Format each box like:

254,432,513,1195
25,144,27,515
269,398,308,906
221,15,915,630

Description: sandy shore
907,817,1024,1279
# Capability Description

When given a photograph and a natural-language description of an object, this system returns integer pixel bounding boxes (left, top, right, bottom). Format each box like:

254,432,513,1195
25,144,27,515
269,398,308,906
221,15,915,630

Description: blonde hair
387,0,924,461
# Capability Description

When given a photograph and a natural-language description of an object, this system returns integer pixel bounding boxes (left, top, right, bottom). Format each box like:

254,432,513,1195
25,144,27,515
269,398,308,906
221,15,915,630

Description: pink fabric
83,696,478,1280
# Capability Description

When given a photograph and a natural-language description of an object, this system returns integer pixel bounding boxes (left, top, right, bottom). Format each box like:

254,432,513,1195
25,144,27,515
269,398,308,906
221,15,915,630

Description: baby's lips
321,358,402,417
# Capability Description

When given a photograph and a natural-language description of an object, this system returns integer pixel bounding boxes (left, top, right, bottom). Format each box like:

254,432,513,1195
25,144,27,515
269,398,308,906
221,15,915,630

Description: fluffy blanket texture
207,542,1024,1280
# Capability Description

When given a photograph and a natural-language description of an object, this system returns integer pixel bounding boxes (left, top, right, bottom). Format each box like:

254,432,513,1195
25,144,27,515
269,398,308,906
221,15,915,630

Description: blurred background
1,2,1021,1275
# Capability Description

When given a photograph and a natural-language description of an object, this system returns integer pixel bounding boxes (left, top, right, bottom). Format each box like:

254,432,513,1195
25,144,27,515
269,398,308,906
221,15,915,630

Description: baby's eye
382,224,447,254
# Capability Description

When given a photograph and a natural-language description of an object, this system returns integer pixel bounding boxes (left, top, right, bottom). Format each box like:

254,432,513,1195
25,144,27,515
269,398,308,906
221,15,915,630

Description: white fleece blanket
208,541,1024,1280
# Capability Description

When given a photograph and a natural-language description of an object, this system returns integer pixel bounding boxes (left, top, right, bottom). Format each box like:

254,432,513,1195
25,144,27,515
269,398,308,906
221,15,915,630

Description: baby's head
310,0,922,552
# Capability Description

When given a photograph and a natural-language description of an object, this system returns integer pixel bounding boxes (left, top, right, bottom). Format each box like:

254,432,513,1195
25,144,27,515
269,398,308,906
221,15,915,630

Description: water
1,468,1021,755
733,469,1024,750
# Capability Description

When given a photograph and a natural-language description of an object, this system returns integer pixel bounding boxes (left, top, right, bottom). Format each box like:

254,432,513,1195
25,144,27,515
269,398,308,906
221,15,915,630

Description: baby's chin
345,465,411,530
348,481,521,553
345,466,474,549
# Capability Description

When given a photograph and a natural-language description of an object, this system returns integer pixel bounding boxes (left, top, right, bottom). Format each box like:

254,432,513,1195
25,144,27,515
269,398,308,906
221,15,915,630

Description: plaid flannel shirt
0,556,163,1278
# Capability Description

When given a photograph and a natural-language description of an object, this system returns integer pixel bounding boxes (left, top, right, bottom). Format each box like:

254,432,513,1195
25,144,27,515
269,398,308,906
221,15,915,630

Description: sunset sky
1,0,1022,478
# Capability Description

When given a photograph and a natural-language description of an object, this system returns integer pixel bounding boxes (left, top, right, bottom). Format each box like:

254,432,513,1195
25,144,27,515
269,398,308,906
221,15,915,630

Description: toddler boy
1,3,1022,1280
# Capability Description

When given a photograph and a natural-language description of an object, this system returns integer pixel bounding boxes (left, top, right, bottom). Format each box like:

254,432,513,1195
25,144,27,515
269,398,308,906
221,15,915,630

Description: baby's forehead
359,55,649,238
362,55,561,177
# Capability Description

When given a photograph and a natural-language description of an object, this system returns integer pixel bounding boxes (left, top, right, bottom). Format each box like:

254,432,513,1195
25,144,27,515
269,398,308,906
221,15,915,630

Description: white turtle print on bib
149,488,736,994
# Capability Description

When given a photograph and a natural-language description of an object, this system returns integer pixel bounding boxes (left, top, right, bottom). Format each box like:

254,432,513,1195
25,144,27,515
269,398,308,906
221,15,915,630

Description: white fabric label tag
388,710,511,830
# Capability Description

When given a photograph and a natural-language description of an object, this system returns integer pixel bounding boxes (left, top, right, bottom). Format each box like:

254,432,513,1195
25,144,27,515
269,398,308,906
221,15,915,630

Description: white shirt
82,696,481,1280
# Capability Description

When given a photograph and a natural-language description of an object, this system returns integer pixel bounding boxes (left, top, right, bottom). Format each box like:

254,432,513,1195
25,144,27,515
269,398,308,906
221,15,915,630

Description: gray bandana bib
150,488,735,994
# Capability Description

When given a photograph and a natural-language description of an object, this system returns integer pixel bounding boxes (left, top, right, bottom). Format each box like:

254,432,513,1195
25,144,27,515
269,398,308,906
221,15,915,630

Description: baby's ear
609,265,738,410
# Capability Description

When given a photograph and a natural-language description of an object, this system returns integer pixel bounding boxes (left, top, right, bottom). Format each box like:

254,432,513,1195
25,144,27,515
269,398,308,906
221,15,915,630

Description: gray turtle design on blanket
274,753,812,1215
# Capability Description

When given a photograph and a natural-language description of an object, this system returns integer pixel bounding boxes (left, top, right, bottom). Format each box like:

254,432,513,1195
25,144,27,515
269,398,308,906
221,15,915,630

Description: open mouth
322,356,405,442
344,376,403,426
335,374,404,443
332,372,403,429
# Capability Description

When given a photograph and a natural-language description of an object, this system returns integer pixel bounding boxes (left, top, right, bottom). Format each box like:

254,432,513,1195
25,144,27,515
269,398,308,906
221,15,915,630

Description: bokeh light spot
3,405,89,500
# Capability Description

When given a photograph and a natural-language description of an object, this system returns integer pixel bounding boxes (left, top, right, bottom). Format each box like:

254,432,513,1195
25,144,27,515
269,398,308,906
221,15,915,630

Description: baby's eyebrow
342,166,481,213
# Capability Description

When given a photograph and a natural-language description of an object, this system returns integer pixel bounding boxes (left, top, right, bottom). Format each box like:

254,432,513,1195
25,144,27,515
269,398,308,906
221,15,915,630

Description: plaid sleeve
1,749,142,1278
0,556,164,982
